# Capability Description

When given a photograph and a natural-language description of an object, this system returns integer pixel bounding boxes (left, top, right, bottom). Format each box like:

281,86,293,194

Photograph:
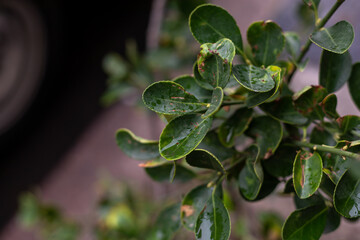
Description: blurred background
0,0,360,239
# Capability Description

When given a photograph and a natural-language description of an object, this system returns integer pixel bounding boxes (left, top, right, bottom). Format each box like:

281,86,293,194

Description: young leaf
198,38,235,66
218,107,253,147
195,189,230,240
189,4,243,53
348,62,360,110
186,149,225,173
260,96,308,125
238,145,263,200
263,144,298,178
233,65,275,92
145,163,195,182
247,21,285,66
245,65,282,107
149,203,181,240
319,50,352,92
284,32,301,59
173,75,212,103
334,170,360,218
281,204,328,240
245,116,283,158
293,85,328,120
159,114,213,160
310,21,354,54
116,129,160,160
293,151,323,199
197,55,231,89
143,81,207,115
321,94,340,119
181,184,221,231
303,0,320,11
198,131,235,161
337,115,360,141
202,87,223,119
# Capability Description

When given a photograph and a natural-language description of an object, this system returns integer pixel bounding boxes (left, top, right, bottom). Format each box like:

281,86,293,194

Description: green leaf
189,4,243,53
195,189,230,240
116,129,159,160
293,85,328,120
310,127,336,147
143,81,207,115
245,116,283,158
348,62,360,110
186,149,225,172
198,38,236,66
294,193,324,209
247,21,285,66
173,75,212,103
337,115,360,141
197,55,231,89
202,87,223,119
149,203,181,240
293,151,323,199
260,96,308,125
160,114,213,160
334,170,360,218
218,107,253,147
281,204,328,240
284,32,301,59
310,21,354,54
323,207,341,234
233,65,275,92
181,185,215,231
194,62,214,90
245,65,282,107
238,145,263,200
254,170,279,201
321,94,340,119
263,143,298,178
103,52,128,79
198,131,235,161
145,163,195,182
319,50,352,92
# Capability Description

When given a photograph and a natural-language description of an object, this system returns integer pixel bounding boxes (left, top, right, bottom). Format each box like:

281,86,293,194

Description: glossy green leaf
323,207,341,234
321,94,340,119
293,151,323,199
197,38,235,66
282,204,328,240
263,143,298,178
143,81,207,115
334,170,360,218
189,4,243,53
173,75,212,103
194,62,214,90
293,85,328,120
253,170,279,201
149,203,181,240
116,129,159,160
233,65,275,92
310,127,336,147
198,131,235,161
310,21,354,54
238,145,263,200
348,62,360,110
202,87,223,119
319,50,352,92
159,114,213,160
218,107,253,147
246,116,283,158
197,55,231,89
186,149,225,172
285,32,301,58
181,184,220,231
247,21,285,66
260,96,308,125
195,189,230,240
145,163,195,182
337,115,360,141
245,65,282,107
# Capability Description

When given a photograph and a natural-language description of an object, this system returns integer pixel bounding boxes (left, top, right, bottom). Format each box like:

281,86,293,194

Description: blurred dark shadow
0,0,152,231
